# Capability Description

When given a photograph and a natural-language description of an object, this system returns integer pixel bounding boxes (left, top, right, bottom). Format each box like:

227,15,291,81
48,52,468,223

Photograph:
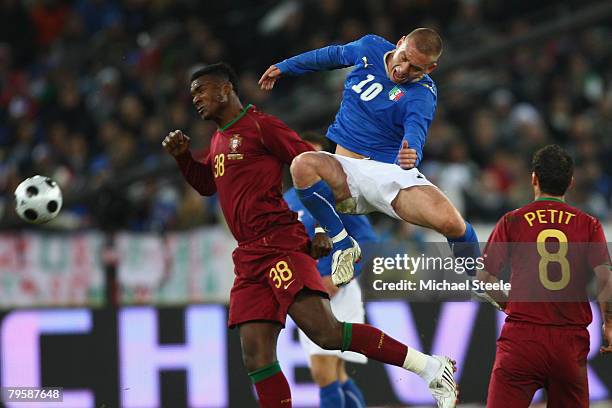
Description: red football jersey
483,197,610,327
175,104,313,244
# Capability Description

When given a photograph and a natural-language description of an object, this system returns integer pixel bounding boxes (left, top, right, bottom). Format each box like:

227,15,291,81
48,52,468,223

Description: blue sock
447,221,481,277
297,180,352,250
342,378,366,408
320,380,345,408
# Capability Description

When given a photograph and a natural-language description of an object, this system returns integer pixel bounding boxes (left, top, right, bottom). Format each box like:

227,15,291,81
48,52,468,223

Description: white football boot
428,355,458,408
330,237,361,286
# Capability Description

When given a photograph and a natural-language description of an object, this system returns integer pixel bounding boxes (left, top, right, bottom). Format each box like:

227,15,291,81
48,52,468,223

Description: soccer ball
14,175,63,224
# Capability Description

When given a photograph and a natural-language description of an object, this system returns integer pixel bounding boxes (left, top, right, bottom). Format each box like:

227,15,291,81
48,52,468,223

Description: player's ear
531,172,537,187
219,82,232,101
397,35,406,48
568,176,575,191
426,62,438,74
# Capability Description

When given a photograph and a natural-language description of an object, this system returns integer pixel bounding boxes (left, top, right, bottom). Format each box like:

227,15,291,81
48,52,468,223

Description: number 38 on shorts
269,260,294,289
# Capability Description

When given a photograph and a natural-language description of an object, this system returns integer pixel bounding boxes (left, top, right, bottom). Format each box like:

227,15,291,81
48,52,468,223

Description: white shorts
298,279,367,364
327,153,434,220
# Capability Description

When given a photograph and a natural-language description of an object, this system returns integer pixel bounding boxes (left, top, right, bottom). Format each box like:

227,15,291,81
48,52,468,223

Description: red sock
344,323,407,367
249,361,292,407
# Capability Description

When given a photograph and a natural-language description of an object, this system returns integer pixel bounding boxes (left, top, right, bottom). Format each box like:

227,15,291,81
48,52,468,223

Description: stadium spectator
0,0,610,230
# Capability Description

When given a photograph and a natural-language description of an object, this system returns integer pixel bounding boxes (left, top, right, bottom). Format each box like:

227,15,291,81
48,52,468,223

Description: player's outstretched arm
258,65,281,91
259,37,369,91
163,130,217,196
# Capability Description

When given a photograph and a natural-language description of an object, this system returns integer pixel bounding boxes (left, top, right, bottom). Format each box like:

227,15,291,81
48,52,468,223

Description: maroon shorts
487,321,590,408
228,225,328,328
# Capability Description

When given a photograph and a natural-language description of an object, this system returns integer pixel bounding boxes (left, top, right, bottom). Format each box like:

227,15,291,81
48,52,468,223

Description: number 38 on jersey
213,154,225,178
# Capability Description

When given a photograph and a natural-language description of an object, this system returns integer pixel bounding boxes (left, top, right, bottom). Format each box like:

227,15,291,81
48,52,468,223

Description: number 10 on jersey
352,74,383,101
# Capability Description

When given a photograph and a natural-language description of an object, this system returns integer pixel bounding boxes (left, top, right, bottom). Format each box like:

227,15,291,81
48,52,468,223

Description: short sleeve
588,219,611,269
483,215,511,277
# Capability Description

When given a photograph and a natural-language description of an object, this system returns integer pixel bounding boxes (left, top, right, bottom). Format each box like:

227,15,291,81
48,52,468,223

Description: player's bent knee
290,152,319,177
307,323,344,350
313,335,341,350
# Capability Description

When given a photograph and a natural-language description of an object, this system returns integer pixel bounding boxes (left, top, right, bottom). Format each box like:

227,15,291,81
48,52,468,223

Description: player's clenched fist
397,140,418,169
310,231,332,259
258,65,281,91
162,130,191,157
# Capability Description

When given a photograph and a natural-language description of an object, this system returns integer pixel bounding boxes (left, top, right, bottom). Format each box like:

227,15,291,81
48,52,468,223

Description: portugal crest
228,134,243,160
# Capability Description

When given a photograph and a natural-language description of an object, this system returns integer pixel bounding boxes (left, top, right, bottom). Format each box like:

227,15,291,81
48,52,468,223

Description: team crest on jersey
388,86,404,101
228,134,243,160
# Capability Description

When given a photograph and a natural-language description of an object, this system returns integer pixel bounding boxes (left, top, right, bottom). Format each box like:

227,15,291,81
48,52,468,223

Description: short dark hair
300,131,330,151
532,144,574,196
406,28,443,60
190,62,239,95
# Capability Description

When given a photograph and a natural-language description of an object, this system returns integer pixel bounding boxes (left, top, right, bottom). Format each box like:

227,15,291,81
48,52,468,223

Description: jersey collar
219,103,253,131
534,197,565,203
383,50,393,78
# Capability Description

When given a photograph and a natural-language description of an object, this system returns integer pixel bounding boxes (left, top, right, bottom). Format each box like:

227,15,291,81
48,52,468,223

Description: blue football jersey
276,34,437,166
283,188,377,277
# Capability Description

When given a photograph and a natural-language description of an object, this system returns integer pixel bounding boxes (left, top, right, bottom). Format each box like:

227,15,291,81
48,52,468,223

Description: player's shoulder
403,75,437,99
566,204,602,227
360,34,393,46
499,208,521,225
355,34,394,55
249,105,276,122
494,203,542,230
507,201,544,219
249,106,291,129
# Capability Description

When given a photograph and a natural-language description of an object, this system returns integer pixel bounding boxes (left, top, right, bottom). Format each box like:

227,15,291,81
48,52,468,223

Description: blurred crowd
0,0,610,231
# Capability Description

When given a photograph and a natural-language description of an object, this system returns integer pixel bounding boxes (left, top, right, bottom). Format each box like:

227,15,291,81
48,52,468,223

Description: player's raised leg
239,322,292,408
391,185,481,275
290,152,361,285
289,290,458,408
